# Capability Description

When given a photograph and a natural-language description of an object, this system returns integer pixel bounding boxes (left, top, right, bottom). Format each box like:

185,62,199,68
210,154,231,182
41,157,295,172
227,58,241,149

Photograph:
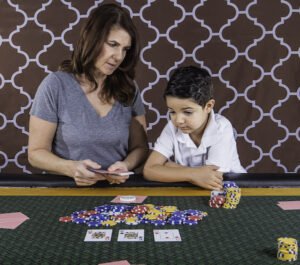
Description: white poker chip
120,195,136,202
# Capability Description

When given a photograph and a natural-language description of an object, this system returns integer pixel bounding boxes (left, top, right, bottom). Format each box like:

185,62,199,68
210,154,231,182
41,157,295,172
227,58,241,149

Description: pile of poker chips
277,237,298,262
59,204,208,227
209,181,241,209
208,190,226,208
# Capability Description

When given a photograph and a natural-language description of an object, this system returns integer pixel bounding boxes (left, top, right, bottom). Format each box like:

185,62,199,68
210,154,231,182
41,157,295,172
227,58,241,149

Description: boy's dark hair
164,66,213,107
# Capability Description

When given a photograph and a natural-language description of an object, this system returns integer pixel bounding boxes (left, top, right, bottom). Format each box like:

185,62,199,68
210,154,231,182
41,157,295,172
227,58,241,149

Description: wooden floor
0,187,300,196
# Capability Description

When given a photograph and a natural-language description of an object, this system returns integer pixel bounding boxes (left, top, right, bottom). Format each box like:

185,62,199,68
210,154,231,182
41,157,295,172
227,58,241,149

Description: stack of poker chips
59,204,208,227
208,190,226,208
277,237,298,262
209,181,242,209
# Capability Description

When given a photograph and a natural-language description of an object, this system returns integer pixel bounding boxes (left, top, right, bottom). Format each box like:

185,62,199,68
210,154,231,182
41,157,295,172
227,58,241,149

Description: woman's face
95,26,132,77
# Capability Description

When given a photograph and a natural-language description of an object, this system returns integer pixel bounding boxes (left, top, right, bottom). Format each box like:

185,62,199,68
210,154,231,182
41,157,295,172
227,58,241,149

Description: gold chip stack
277,237,298,262
222,187,242,209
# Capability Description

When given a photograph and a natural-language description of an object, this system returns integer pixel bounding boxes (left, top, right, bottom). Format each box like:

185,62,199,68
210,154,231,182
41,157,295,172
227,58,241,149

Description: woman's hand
105,161,131,184
72,159,106,186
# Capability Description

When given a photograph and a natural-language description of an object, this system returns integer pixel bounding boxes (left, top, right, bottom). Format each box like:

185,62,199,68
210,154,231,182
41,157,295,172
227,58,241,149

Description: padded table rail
0,173,299,188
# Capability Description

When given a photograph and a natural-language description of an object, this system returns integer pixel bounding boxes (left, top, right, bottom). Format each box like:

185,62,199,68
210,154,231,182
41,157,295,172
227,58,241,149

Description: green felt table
0,188,300,265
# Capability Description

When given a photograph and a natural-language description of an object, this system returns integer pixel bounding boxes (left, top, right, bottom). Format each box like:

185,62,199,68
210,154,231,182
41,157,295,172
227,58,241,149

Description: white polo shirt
153,110,246,173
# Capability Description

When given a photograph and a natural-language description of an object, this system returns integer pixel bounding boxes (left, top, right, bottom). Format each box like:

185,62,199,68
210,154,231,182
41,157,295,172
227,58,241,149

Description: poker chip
209,181,242,210
125,217,140,225
59,204,208,228
183,220,198,225
87,220,102,227
152,220,167,226
277,237,298,262
101,220,117,227
59,216,72,223
72,217,87,224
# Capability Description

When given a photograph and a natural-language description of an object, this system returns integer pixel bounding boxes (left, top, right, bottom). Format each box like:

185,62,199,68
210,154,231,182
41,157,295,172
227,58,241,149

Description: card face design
153,229,182,242
117,229,144,242
84,229,113,242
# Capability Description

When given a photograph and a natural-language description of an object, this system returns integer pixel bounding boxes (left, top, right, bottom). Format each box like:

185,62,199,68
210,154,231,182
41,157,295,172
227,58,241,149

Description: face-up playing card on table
153,229,182,242
84,229,113,242
117,229,144,242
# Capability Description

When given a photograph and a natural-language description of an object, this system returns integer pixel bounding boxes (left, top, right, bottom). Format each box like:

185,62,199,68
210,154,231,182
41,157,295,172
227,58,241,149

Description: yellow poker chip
277,237,298,262
143,204,155,209
148,209,162,215
125,217,139,225
101,220,117,227
161,206,178,213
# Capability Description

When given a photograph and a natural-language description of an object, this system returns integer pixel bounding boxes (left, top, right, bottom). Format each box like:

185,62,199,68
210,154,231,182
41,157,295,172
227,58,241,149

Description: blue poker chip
183,220,198,225
152,220,167,226
94,205,111,212
168,219,182,225
92,214,109,220
172,211,186,217
72,218,86,224
223,181,238,188
87,221,102,227
139,219,150,224
184,209,200,216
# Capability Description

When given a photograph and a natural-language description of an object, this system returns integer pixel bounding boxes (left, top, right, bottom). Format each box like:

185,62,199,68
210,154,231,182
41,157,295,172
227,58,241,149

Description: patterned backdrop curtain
0,0,299,173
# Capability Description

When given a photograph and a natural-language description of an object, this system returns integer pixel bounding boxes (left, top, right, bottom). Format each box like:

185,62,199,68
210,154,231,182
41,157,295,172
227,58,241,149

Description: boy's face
166,96,214,136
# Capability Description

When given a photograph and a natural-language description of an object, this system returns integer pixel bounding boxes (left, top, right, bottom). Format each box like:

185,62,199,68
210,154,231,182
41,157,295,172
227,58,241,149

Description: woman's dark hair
164,66,213,107
59,3,140,104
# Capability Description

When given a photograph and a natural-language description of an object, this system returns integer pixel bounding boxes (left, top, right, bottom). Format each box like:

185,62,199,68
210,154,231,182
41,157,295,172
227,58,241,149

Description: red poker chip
208,200,221,208
59,216,73,222
188,215,203,221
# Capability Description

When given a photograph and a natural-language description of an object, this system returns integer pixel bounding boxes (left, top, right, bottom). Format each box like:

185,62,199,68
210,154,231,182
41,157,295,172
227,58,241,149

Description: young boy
143,66,246,190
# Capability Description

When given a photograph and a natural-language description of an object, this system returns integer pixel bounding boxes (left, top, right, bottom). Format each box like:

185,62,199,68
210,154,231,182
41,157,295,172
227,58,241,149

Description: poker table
0,173,300,265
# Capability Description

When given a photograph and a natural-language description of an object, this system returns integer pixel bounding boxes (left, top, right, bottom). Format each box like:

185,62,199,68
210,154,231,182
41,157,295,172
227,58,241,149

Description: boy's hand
189,165,223,190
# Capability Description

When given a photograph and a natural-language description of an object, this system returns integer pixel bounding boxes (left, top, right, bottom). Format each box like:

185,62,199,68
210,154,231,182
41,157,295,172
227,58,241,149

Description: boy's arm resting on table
28,116,105,186
143,150,223,190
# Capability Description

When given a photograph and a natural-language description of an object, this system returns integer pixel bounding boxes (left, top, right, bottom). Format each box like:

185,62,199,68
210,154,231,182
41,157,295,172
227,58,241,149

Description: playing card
117,229,144,242
84,229,113,242
88,168,134,176
98,261,130,265
0,212,29,229
153,229,182,242
277,201,300,210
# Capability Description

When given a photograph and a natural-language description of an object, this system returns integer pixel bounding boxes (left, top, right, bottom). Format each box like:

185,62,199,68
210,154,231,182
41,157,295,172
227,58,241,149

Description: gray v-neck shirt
30,71,145,169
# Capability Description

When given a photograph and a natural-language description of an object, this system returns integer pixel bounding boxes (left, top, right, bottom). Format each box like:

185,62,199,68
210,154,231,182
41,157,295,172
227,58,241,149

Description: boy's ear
204,99,215,113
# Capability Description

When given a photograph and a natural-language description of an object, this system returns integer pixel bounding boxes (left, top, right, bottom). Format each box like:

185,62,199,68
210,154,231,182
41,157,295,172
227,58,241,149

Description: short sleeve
205,121,246,173
153,122,175,159
30,73,59,123
131,81,145,116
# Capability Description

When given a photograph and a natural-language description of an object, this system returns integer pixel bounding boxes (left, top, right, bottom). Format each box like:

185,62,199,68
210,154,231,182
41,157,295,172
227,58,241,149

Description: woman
28,3,148,186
